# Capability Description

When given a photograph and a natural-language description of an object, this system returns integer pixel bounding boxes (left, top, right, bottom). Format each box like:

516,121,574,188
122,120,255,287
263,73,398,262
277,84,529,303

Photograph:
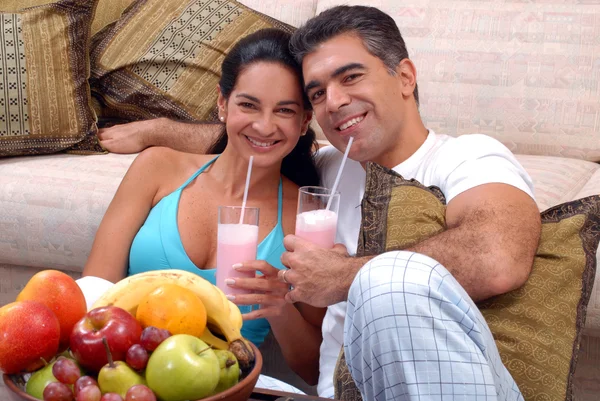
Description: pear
212,350,240,395
26,360,57,400
26,356,82,400
97,338,146,399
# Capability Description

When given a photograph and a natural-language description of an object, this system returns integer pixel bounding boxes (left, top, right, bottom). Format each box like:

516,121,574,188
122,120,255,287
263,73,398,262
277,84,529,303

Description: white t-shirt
314,130,535,398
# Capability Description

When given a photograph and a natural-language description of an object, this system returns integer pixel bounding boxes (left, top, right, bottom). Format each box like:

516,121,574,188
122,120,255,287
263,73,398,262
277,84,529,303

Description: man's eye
312,90,324,101
345,74,361,82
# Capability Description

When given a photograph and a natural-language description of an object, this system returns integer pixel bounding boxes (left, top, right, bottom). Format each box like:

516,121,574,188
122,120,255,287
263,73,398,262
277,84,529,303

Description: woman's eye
278,108,295,114
240,102,255,109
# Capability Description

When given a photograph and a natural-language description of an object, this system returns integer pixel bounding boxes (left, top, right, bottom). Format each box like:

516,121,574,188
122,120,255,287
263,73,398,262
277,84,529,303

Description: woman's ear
300,111,313,136
217,85,227,122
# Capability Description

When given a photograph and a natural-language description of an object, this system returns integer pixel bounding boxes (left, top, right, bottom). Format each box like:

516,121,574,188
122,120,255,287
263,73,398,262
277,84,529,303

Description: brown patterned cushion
334,162,600,401
0,0,102,157
89,0,294,123
90,0,135,37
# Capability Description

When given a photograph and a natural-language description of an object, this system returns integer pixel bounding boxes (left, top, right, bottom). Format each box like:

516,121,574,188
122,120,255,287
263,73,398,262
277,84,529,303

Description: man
99,6,541,400
277,5,540,401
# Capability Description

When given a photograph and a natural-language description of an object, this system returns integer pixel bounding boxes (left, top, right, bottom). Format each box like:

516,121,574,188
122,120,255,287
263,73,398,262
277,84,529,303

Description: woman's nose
252,114,277,136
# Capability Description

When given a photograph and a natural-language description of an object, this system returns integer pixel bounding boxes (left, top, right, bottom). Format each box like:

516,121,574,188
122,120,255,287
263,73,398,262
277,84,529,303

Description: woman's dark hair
207,28,319,188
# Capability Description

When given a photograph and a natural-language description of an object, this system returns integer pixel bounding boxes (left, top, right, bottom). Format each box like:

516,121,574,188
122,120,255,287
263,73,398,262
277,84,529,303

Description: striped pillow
0,0,101,157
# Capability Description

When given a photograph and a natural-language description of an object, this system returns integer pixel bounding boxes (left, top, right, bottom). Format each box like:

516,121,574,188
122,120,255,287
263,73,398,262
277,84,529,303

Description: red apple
70,306,142,373
0,301,60,374
17,270,87,351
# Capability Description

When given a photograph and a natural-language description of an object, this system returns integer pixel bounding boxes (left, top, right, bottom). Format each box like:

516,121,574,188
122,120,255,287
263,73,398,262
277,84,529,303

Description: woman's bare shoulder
130,147,218,197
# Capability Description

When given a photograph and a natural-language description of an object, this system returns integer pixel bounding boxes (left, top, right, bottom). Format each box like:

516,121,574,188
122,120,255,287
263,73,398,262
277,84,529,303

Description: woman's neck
210,146,281,200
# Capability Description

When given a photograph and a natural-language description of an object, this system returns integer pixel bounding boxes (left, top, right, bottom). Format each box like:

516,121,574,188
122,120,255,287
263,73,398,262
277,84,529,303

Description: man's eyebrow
304,62,367,93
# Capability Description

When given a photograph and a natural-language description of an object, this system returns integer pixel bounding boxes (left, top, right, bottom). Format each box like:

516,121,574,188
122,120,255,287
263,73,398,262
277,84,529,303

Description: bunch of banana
91,269,254,371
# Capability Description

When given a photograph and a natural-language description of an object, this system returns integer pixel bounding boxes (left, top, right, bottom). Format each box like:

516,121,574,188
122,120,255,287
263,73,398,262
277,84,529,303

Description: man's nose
252,114,277,136
326,85,351,113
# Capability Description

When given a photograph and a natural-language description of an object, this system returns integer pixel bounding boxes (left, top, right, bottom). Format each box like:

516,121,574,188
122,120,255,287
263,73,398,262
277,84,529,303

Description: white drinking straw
239,156,254,224
326,136,354,210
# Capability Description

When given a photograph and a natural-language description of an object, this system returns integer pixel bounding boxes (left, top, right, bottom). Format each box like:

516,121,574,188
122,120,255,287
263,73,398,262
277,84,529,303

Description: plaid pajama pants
344,251,524,401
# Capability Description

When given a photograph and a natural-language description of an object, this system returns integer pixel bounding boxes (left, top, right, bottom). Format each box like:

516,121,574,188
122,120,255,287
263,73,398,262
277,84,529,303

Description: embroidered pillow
0,0,101,156
89,0,294,123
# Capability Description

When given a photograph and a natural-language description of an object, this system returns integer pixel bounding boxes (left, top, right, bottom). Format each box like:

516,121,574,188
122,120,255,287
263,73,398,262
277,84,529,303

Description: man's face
302,34,405,165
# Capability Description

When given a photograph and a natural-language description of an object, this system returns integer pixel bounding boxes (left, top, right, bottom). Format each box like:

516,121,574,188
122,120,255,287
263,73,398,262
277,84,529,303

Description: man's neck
361,119,429,170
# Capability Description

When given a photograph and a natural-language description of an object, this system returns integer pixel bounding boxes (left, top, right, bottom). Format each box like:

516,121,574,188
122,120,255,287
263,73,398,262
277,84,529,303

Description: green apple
146,334,220,401
212,350,240,395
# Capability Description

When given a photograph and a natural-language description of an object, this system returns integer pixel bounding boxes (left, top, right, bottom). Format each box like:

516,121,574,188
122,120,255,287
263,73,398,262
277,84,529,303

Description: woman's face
218,62,312,168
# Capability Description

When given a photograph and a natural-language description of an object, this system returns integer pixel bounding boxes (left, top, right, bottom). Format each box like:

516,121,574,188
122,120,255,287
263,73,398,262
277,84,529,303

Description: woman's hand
224,260,290,320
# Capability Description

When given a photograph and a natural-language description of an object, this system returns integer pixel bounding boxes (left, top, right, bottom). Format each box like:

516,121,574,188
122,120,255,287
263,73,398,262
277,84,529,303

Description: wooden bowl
3,343,262,401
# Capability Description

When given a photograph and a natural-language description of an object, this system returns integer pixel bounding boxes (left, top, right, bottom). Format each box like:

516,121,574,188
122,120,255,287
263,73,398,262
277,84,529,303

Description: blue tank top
128,155,286,346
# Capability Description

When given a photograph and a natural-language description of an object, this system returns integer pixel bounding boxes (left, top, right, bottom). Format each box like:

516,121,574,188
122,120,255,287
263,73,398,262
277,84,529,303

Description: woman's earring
220,116,225,122
300,130,307,136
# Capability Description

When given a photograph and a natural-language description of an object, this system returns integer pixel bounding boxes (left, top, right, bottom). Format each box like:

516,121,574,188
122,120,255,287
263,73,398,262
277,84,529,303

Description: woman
83,29,324,384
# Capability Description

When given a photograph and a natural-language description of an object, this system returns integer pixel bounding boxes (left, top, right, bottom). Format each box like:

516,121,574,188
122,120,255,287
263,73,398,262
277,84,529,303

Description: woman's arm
227,261,325,385
82,147,172,282
267,303,325,385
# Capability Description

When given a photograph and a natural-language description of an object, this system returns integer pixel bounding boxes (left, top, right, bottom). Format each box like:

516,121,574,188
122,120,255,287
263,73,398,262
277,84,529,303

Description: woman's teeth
247,136,277,147
338,115,364,131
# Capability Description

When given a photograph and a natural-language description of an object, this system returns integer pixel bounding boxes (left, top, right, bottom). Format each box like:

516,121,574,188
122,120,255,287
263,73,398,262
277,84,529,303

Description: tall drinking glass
295,186,340,249
216,206,259,296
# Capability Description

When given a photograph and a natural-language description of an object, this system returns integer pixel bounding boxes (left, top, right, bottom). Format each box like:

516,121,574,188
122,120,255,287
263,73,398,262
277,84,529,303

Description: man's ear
396,59,417,99
301,111,313,135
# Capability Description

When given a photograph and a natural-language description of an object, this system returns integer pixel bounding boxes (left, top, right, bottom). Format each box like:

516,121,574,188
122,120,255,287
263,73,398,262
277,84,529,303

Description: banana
92,270,254,370
198,327,229,350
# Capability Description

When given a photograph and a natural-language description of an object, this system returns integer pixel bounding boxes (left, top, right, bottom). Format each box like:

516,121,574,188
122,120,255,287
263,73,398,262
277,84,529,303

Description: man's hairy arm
282,183,541,306
98,118,222,154
406,183,541,301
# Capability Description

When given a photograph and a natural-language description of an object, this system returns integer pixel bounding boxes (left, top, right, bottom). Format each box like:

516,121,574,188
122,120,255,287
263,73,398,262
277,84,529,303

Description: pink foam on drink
295,209,338,249
216,223,259,295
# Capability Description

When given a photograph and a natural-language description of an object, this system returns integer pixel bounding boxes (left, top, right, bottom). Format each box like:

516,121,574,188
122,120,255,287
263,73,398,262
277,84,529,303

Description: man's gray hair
289,5,419,105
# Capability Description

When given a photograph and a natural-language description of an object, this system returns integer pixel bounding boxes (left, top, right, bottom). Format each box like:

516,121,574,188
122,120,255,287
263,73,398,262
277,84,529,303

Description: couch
1,0,599,399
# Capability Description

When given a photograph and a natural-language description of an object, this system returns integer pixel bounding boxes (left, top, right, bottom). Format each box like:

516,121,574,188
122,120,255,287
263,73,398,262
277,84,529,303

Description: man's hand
97,120,158,154
279,235,368,307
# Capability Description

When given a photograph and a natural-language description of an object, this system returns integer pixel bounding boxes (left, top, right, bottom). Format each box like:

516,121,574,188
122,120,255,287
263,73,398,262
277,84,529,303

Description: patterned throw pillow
334,162,600,401
0,0,102,157
90,0,294,123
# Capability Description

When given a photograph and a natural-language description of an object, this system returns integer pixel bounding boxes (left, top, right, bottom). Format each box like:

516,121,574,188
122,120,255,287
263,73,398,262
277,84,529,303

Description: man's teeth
247,136,276,147
338,116,364,131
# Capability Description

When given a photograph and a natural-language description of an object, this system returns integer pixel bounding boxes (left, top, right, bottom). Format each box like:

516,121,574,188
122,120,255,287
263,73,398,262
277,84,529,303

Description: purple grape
52,357,81,385
125,384,157,401
43,381,74,401
126,344,149,370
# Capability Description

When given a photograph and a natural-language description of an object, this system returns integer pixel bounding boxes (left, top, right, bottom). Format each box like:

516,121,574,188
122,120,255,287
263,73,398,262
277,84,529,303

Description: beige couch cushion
0,153,136,273
316,0,600,162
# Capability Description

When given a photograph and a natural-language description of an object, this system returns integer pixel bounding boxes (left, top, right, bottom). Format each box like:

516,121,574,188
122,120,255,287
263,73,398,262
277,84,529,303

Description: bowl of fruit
1,270,262,401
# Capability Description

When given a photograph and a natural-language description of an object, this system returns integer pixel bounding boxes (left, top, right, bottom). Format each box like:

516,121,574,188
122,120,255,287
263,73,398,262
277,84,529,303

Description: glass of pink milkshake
295,186,340,249
216,206,259,296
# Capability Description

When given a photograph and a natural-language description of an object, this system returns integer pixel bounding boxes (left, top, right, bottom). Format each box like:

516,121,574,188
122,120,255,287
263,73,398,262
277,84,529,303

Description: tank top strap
176,155,219,191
